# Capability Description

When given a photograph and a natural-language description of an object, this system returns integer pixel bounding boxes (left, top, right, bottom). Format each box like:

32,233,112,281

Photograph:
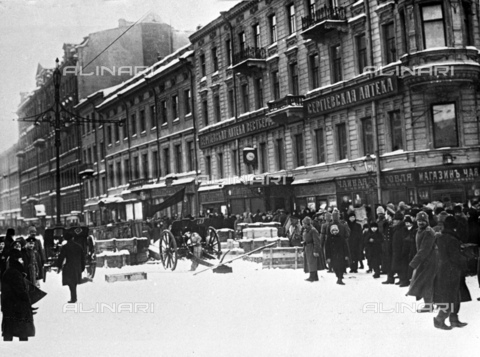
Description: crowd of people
291,200,480,331
0,225,85,341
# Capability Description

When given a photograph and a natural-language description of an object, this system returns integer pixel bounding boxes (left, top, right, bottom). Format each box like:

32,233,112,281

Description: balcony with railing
301,6,348,41
266,95,305,125
232,46,267,75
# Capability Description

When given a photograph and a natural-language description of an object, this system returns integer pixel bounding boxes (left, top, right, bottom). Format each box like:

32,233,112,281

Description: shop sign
417,166,480,184
294,182,336,197
336,177,377,192
381,172,415,188
199,190,225,203
199,116,277,148
306,76,397,117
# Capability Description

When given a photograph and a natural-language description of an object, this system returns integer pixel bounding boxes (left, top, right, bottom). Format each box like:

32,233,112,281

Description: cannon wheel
160,230,178,271
204,227,221,258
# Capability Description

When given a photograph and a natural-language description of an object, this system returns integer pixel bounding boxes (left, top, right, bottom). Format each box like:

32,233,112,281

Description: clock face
246,152,255,161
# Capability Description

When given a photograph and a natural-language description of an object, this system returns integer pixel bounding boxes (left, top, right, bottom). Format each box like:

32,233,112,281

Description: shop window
336,123,348,160
421,4,446,49
389,110,404,151
361,117,374,156
315,128,325,163
295,133,305,167
432,103,458,148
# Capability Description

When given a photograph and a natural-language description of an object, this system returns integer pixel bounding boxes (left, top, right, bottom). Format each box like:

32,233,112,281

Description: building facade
76,45,199,226
0,144,21,231
193,0,480,215
15,18,188,226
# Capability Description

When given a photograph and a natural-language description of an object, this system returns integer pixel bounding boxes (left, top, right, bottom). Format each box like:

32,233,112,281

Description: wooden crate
105,272,147,283
262,247,304,270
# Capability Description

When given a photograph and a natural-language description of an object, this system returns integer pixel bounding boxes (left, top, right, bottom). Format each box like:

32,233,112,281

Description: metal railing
232,46,267,65
267,95,305,112
301,6,347,31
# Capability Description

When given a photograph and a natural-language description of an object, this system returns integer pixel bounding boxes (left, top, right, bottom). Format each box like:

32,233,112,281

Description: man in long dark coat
56,231,85,303
391,212,410,287
302,216,325,282
407,211,438,312
325,224,350,285
1,250,35,341
346,212,363,273
432,216,471,330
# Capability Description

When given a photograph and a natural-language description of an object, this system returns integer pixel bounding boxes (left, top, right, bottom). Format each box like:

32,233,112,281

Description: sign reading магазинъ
199,116,276,148
417,166,480,184
306,76,398,116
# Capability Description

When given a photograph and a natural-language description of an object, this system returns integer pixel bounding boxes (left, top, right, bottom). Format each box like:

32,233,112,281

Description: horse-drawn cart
158,218,222,271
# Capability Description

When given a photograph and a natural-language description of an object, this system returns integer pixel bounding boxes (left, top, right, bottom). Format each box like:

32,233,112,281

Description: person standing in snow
325,224,350,285
302,216,325,282
346,212,363,273
1,250,35,341
407,211,438,313
363,222,383,278
431,216,471,330
55,231,85,303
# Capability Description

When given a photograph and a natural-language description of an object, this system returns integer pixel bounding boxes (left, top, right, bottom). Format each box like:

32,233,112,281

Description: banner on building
144,187,185,218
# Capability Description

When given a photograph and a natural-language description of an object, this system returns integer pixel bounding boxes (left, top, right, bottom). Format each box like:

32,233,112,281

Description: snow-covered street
1,259,479,357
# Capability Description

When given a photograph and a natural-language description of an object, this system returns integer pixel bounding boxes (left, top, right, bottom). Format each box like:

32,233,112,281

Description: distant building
15,17,188,225
0,143,21,230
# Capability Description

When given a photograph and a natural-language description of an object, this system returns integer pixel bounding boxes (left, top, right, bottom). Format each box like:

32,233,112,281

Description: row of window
201,102,458,179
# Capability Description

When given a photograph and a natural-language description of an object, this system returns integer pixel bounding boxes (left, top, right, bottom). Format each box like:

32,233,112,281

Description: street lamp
53,58,62,226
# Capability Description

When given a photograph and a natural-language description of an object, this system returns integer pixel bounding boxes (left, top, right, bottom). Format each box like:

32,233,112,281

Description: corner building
192,0,480,214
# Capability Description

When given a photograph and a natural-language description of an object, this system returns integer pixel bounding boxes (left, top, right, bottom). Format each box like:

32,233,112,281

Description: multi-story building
193,0,480,215
16,18,189,226
76,44,199,226
0,144,21,230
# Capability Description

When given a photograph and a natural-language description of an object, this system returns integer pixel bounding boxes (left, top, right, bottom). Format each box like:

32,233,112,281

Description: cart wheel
205,227,221,258
160,230,178,271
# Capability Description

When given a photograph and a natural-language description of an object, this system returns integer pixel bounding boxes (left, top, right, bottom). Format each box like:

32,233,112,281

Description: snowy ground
1,258,479,357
